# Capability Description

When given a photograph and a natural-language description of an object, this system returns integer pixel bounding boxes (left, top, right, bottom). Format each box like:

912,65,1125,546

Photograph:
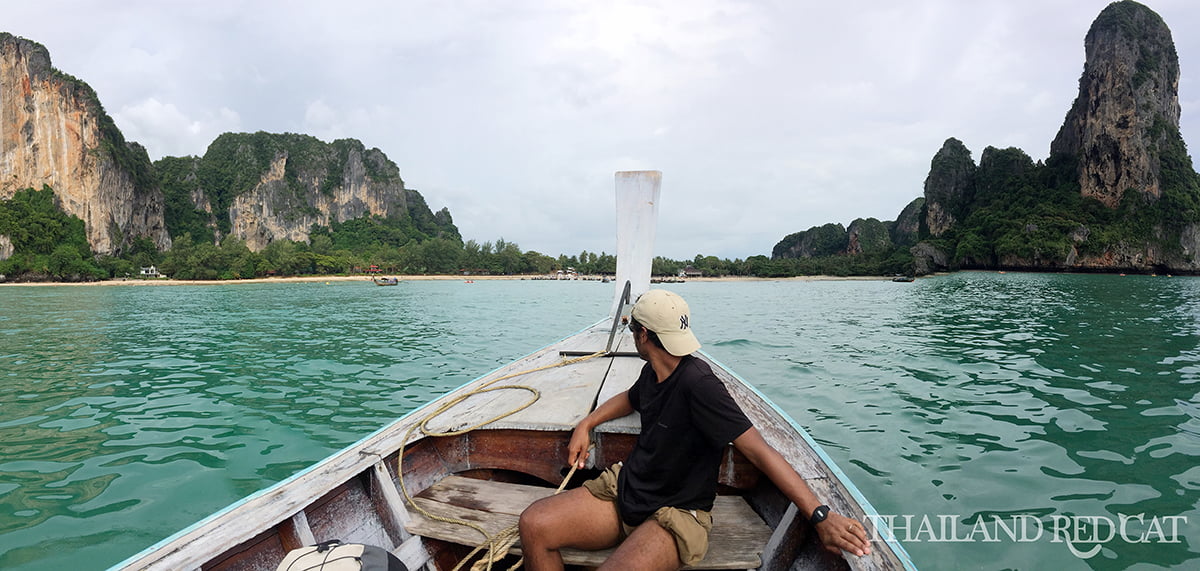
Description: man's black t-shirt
616,355,753,526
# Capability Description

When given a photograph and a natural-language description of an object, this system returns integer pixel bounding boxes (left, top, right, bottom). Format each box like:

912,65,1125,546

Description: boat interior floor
405,475,774,570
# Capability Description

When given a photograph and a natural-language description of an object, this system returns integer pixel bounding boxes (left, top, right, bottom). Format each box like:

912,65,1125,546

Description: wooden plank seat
405,475,773,569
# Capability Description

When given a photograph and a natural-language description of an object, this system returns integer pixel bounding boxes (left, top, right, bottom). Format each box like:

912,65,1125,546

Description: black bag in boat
276,539,407,571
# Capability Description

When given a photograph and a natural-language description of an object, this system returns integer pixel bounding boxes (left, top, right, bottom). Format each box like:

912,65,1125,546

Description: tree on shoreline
2,185,913,283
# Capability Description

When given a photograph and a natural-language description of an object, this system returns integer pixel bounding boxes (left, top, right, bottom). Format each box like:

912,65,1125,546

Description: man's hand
567,391,632,469
815,511,872,557
567,424,592,469
732,427,874,558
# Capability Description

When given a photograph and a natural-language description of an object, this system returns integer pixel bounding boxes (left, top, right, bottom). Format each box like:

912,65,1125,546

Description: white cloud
6,0,1200,259
112,99,241,159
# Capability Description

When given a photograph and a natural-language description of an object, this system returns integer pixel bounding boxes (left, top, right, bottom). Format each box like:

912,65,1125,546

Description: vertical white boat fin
611,171,661,317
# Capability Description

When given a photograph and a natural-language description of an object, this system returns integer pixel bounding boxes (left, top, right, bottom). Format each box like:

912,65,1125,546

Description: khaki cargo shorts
582,463,714,566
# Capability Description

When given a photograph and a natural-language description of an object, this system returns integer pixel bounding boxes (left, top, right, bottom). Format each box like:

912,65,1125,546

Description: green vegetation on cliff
773,223,848,258
922,137,1200,271
770,218,916,277
159,132,397,236
156,156,215,244
1093,0,1178,90
768,128,1200,276
194,132,401,205
155,131,457,244
766,1,1200,276
0,187,104,280
0,184,810,281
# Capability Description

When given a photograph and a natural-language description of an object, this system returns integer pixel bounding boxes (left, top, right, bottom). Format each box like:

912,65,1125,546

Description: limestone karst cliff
890,197,924,247
1050,0,1181,207
0,33,170,256
157,132,459,251
772,223,847,259
1,32,457,272
845,218,892,255
922,138,976,238
773,0,1200,276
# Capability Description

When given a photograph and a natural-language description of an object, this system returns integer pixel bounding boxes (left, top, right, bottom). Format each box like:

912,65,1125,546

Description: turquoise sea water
1,274,1198,570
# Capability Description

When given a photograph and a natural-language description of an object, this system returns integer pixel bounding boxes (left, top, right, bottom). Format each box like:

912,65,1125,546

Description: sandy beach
0,274,898,287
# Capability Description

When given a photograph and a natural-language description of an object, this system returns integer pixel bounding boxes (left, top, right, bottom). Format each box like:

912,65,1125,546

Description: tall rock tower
0,33,170,255
1049,0,1182,207
923,138,976,237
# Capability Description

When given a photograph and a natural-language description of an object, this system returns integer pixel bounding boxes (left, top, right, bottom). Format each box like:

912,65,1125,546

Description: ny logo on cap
679,315,689,330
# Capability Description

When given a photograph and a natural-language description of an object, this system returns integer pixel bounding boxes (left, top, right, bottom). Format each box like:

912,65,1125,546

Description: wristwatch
810,504,831,525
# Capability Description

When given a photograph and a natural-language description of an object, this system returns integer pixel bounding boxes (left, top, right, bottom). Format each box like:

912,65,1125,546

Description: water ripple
681,274,1200,570
3,276,1199,570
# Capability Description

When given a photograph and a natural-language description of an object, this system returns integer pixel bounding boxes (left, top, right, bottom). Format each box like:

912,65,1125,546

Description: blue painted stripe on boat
701,349,920,571
108,320,605,570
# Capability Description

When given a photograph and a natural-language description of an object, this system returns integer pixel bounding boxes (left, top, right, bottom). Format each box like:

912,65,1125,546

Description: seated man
518,289,871,570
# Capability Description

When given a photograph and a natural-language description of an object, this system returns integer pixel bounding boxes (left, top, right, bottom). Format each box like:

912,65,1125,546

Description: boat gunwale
697,350,918,571
111,316,917,571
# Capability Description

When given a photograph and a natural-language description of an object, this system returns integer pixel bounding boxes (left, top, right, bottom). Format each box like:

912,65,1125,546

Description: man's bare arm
568,391,634,468
733,426,872,557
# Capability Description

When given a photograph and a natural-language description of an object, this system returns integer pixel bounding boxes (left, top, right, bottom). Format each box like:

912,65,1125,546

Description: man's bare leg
597,518,680,571
519,487,622,571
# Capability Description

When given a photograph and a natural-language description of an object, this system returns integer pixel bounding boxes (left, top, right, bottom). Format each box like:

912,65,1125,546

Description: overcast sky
7,1,1200,260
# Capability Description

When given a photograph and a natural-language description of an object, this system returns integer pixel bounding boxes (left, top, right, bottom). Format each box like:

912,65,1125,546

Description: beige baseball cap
631,289,701,356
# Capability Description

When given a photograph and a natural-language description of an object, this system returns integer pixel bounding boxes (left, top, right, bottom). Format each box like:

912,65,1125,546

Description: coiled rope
396,349,608,571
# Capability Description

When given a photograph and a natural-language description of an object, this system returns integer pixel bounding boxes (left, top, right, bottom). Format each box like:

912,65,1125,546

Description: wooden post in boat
610,171,660,317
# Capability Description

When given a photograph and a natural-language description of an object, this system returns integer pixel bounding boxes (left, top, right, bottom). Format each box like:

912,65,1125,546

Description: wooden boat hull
111,320,916,571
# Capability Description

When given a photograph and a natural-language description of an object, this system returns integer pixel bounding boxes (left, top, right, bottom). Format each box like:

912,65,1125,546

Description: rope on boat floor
396,349,608,571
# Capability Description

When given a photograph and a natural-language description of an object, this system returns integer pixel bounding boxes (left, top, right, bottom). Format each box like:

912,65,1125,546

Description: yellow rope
459,463,579,571
480,350,609,388
396,350,607,571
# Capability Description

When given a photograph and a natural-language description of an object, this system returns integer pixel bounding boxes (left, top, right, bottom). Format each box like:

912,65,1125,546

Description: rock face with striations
890,197,924,247
771,1,1200,275
0,33,170,255
159,132,458,251
1050,1,1181,207
771,223,848,259
845,218,892,255
922,138,975,238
